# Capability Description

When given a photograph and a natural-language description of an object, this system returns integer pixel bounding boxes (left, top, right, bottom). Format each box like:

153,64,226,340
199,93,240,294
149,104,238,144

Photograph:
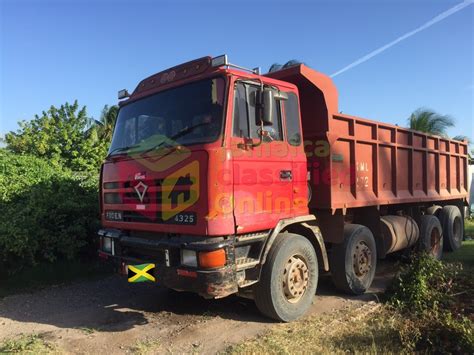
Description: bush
387,252,460,312
0,150,99,273
386,253,474,353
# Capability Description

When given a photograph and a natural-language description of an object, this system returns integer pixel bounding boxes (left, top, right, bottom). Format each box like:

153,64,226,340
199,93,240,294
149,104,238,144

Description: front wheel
330,224,377,295
254,233,318,322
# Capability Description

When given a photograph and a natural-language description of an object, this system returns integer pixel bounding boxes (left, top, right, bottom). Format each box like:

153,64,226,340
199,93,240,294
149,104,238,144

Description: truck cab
99,55,324,320
98,55,468,322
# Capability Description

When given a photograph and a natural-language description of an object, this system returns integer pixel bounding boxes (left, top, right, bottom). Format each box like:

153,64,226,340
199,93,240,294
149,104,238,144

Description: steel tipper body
267,64,469,211
99,55,468,321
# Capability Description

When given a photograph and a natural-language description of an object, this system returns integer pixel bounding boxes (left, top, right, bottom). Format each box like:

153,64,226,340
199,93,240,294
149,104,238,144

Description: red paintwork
102,57,307,236
102,147,235,236
101,56,468,238
267,65,469,211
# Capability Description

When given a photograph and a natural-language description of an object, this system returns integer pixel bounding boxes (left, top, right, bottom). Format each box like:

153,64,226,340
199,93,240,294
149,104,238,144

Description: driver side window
233,83,248,138
232,82,283,141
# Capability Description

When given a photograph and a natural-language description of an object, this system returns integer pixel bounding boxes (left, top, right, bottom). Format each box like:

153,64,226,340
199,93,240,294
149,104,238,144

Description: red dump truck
98,55,469,321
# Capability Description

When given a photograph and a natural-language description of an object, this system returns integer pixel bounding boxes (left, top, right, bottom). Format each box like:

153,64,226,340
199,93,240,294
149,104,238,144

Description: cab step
238,279,258,288
235,257,259,270
235,232,269,245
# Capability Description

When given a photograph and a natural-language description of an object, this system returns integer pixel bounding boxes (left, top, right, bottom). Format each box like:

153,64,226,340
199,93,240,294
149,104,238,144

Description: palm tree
452,135,471,144
93,105,119,141
408,108,454,136
84,104,119,144
97,105,119,141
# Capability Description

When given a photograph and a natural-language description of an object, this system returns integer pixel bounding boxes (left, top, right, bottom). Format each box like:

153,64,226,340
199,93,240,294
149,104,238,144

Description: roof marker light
118,89,130,100
212,54,261,75
211,54,228,67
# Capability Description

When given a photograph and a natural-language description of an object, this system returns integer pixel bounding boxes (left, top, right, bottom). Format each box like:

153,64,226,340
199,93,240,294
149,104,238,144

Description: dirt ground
0,261,396,354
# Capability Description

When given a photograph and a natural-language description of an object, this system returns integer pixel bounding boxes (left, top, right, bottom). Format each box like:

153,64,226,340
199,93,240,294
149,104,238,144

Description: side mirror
257,89,274,126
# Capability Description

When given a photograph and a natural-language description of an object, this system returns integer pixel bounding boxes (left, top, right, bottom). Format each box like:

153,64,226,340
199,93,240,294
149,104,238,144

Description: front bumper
98,229,238,298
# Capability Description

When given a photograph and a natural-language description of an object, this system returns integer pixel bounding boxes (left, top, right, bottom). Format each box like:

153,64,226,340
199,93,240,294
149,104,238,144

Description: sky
1,0,473,141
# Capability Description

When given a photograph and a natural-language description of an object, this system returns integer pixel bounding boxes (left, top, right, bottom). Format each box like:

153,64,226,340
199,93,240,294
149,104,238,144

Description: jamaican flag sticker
127,263,156,283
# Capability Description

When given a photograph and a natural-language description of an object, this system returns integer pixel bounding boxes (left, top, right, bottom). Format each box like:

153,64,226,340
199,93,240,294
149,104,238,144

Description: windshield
109,77,226,155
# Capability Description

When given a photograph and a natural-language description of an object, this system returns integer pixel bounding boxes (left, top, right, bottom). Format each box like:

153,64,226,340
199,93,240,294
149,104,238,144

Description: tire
419,215,443,259
330,224,377,295
426,205,442,218
254,233,318,322
439,205,463,252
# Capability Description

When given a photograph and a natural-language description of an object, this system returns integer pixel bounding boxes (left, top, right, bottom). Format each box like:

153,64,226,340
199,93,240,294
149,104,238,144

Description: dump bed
266,65,469,211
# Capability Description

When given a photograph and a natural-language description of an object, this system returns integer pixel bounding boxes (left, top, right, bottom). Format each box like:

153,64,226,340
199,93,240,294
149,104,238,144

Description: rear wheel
330,224,377,295
426,205,442,218
254,233,318,322
439,205,463,251
419,215,443,259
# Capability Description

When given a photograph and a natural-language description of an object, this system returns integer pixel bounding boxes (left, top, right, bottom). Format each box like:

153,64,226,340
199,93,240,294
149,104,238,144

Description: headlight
102,237,113,253
181,249,197,267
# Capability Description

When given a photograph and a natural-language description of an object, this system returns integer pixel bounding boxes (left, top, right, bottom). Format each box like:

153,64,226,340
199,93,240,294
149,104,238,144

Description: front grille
103,182,120,189
104,193,122,204
103,178,196,225
124,179,164,188
122,211,197,225
123,211,159,223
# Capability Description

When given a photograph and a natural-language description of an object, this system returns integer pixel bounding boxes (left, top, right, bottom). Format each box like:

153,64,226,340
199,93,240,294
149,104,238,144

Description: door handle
280,170,292,181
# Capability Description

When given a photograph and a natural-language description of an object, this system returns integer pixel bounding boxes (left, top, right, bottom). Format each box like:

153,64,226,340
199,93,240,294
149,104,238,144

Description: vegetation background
0,93,472,353
0,97,470,273
0,103,117,274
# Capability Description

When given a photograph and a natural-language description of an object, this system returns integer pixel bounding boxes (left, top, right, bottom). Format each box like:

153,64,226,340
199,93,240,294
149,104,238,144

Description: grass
0,334,56,354
443,217,474,270
464,218,474,237
0,259,113,298
130,338,161,355
228,220,474,354
76,327,97,335
227,303,413,354
443,239,474,270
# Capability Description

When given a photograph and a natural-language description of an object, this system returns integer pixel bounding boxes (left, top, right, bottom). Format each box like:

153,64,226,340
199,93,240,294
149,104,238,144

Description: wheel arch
260,215,329,272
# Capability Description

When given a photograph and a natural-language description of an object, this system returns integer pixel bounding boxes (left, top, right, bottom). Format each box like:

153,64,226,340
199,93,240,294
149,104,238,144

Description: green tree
4,101,107,171
88,104,119,143
0,150,99,270
408,108,454,136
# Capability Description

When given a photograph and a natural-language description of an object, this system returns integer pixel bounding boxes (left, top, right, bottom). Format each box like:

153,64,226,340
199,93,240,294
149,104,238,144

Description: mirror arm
236,122,265,150
251,135,263,148
250,121,266,148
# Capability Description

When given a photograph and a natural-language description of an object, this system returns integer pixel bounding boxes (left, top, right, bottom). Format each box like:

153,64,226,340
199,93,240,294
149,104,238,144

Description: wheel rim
282,255,309,303
430,227,441,255
353,241,372,278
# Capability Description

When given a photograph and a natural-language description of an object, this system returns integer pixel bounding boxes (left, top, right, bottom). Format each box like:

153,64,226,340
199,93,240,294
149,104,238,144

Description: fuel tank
380,215,419,254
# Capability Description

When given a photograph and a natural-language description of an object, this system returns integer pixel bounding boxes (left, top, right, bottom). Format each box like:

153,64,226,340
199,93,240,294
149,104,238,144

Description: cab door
230,80,294,234
281,91,309,217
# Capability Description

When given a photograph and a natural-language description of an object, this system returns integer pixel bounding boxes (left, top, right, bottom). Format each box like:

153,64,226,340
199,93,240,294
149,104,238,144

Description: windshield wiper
106,144,138,158
142,122,210,155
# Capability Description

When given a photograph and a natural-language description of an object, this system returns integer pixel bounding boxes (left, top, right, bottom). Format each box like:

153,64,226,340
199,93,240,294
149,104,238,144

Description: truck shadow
0,260,399,333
